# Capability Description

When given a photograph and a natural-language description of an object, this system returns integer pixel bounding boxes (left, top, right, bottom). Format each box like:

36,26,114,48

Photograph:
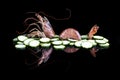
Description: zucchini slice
69,42,75,46
15,44,26,49
93,35,104,40
68,38,78,42
62,40,70,45
39,37,50,43
88,40,97,46
53,35,60,38
99,43,110,48
17,35,28,41
81,35,88,39
50,38,59,41
81,41,93,49
74,41,82,47
81,39,88,42
53,45,65,50
23,38,34,45
40,43,51,47
95,40,106,44
13,38,18,42
103,38,109,43
52,40,62,45
29,40,40,47
17,41,24,45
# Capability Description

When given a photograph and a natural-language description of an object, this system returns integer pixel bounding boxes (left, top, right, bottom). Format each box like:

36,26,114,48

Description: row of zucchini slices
13,34,110,50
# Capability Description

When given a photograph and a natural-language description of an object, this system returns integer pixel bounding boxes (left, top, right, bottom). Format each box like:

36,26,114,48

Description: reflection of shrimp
38,47,53,65
25,47,53,66
90,47,99,57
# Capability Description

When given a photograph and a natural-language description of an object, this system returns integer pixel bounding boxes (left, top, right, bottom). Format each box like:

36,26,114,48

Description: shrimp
88,24,99,39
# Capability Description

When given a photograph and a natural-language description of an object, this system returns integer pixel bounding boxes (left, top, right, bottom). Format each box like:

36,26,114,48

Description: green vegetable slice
95,40,106,44
103,38,109,43
62,40,70,45
75,41,82,47
29,40,40,47
99,43,110,48
69,42,75,46
17,41,24,45
81,35,88,39
15,44,26,49
53,45,65,49
81,41,93,49
40,43,51,47
13,38,18,42
53,35,60,38
50,38,59,41
88,40,97,46
17,35,28,41
68,38,78,42
93,35,104,40
40,37,50,42
24,38,34,45
74,41,82,47
81,39,88,42
52,41,62,45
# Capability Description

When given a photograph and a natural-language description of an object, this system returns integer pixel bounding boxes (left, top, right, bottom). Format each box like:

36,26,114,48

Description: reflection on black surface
12,43,110,71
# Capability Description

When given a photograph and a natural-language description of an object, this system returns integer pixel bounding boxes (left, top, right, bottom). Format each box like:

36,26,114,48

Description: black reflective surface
3,0,120,79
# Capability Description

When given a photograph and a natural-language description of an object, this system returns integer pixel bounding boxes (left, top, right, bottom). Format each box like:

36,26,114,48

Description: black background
2,0,120,79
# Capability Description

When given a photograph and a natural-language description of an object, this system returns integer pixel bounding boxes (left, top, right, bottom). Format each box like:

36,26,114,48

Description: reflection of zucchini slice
62,40,70,45
29,40,40,47
40,43,51,47
17,35,28,41
52,41,62,45
15,44,26,49
81,35,88,39
74,41,82,47
53,45,65,49
93,35,104,40
24,38,34,45
99,43,110,48
40,38,50,43
81,41,93,49
95,40,106,44
88,40,97,46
